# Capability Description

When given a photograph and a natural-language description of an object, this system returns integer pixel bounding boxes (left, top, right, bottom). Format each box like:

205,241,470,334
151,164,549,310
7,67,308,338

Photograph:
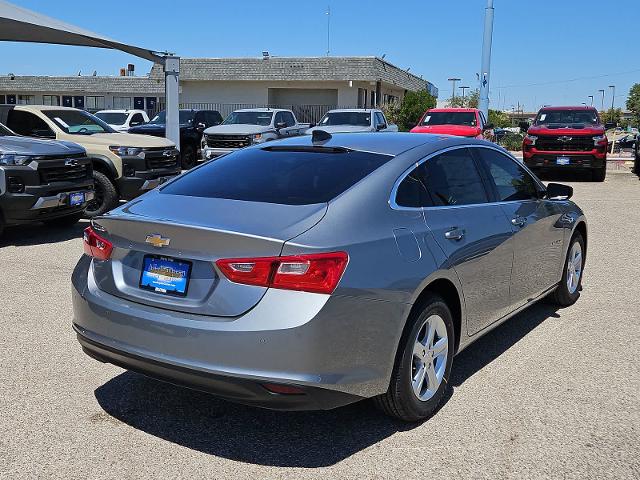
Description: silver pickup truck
306,108,398,134
202,108,311,159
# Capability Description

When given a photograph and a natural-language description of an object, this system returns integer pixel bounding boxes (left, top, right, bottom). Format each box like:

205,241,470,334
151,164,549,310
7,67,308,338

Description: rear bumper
75,327,361,411
71,256,406,408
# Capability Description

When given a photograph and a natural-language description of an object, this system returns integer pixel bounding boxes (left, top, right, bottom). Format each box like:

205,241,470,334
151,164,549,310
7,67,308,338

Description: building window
0,95,5,104
43,95,60,106
85,96,105,110
17,95,35,105
357,88,368,108
113,97,132,109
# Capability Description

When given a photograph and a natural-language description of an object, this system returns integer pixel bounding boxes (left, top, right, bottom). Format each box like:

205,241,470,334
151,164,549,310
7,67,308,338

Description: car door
419,147,515,335
473,146,565,308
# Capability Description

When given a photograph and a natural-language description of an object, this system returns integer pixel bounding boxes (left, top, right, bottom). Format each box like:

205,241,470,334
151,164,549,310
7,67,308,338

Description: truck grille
39,161,91,184
145,148,179,170
206,134,252,149
535,135,595,152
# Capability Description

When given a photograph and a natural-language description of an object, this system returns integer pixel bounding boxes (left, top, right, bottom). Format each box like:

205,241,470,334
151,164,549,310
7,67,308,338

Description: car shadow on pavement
93,301,560,467
0,220,88,247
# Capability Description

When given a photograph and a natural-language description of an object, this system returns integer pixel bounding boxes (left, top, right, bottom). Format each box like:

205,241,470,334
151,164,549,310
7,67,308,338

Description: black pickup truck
0,122,94,239
128,109,223,169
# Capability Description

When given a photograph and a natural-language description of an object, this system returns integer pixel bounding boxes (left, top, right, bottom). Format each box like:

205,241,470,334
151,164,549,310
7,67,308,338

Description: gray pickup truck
202,108,311,159
306,108,398,134
0,122,94,238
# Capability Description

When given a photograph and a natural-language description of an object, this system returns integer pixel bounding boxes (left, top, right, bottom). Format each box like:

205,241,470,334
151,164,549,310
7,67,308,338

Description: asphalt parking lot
1,167,638,479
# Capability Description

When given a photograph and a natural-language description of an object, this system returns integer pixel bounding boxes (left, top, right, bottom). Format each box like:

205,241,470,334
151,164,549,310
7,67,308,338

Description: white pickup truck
202,108,311,159
306,108,398,134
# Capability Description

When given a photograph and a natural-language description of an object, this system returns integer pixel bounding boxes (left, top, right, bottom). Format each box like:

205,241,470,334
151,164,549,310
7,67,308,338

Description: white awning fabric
0,0,164,63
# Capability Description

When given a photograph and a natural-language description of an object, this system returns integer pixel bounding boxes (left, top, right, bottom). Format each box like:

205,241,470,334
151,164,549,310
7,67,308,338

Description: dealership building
0,56,437,121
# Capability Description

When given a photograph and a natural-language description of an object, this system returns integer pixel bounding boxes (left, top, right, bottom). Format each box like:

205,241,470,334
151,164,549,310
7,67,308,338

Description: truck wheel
44,212,83,227
374,293,454,422
592,165,606,182
180,144,197,170
85,171,118,218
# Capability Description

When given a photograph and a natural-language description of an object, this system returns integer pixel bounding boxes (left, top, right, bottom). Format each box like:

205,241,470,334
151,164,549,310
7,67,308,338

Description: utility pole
459,86,470,104
588,95,594,106
448,77,461,105
326,5,330,56
478,0,494,119
598,89,605,112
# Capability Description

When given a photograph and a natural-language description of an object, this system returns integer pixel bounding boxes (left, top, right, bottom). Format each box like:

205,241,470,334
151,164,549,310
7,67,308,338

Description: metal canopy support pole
478,0,494,119
164,55,180,151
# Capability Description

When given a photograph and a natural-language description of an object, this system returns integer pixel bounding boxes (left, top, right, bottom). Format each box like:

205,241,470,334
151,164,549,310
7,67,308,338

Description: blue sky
2,0,639,112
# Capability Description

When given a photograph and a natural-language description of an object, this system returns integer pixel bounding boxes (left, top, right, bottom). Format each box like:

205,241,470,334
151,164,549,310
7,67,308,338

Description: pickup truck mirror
275,121,287,130
483,123,494,130
196,122,206,131
545,182,573,200
518,121,530,132
308,123,316,129
376,123,387,131
32,129,56,139
129,121,143,127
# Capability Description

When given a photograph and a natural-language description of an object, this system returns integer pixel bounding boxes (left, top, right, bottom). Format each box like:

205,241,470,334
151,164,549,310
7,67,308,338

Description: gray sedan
72,132,587,422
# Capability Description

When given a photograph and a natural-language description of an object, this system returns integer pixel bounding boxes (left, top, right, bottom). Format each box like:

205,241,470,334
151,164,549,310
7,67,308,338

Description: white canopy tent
0,0,180,148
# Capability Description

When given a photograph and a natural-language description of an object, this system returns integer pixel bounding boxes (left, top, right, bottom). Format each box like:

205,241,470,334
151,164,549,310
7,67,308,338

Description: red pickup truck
410,108,491,138
523,106,608,182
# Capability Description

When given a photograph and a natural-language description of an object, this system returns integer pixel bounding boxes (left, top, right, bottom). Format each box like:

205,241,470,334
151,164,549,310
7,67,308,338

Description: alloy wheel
411,314,448,401
566,241,583,294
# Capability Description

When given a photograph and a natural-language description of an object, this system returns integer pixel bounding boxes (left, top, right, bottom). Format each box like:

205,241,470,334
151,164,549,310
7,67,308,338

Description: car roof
266,132,455,156
537,106,598,111
326,108,378,113
0,104,78,111
96,109,145,114
428,108,480,113
235,108,285,113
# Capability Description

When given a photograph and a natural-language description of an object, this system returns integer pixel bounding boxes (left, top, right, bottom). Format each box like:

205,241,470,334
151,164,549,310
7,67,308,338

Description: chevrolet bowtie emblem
145,234,170,248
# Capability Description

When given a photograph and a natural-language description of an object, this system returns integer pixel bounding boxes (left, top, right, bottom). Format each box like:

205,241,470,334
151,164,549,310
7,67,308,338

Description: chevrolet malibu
72,132,587,422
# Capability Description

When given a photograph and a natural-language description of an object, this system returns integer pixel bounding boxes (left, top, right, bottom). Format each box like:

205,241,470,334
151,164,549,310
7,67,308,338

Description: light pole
459,86,470,105
598,89,605,112
588,95,594,106
478,0,495,119
609,85,615,111
448,77,461,104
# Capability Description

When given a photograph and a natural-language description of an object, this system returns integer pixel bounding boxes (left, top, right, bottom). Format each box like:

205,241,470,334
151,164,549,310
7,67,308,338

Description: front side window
149,110,195,125
423,148,488,206
474,148,540,202
161,147,392,205
283,112,296,127
6,110,54,138
375,112,387,127
42,110,115,135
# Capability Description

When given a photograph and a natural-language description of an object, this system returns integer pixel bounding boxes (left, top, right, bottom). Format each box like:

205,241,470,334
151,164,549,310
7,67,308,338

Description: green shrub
392,90,437,131
499,132,524,151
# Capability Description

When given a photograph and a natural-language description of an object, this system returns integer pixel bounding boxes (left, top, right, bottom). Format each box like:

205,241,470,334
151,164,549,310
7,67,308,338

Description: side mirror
275,121,287,130
376,123,387,131
196,122,206,131
483,123,494,131
545,182,573,200
308,123,315,129
129,121,142,127
518,121,530,132
32,130,56,139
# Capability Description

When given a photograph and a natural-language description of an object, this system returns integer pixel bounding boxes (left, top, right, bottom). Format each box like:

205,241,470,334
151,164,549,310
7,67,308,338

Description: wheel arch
89,155,118,180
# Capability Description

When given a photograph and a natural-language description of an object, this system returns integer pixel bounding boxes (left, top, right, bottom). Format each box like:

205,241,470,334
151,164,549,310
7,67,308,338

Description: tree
488,109,511,128
445,89,479,109
394,90,437,131
601,108,622,126
626,83,640,127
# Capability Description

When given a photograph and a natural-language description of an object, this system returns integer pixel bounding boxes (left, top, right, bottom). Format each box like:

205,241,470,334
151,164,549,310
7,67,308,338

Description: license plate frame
69,192,85,206
139,255,193,297
556,156,571,166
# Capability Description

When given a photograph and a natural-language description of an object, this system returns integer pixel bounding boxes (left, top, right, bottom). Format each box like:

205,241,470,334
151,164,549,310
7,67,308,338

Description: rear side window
395,165,430,208
423,148,488,206
161,147,392,205
474,148,540,201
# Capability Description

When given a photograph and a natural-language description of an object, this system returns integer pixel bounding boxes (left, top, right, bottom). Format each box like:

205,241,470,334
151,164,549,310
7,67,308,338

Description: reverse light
83,226,113,260
216,252,349,294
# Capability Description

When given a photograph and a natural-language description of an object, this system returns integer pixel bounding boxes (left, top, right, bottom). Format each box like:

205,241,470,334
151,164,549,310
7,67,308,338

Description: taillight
83,226,113,260
216,252,348,294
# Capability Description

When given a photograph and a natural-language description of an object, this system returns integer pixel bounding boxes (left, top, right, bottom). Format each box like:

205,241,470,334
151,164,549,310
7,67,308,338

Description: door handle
511,216,527,227
444,227,465,241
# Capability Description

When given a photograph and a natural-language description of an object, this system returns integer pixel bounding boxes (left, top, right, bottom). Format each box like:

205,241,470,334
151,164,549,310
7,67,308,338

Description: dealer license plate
140,255,192,296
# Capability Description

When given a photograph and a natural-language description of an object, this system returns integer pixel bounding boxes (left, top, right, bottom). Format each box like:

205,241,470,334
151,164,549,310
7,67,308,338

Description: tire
180,144,197,170
85,171,118,218
374,293,455,422
43,212,83,227
592,165,606,182
551,232,585,307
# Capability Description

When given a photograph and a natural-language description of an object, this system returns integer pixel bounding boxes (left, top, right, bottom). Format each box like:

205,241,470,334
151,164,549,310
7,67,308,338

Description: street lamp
448,77,461,104
588,95,594,106
609,85,616,111
598,89,605,111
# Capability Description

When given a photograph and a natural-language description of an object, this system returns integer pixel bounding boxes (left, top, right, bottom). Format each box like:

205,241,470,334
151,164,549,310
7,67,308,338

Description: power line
495,68,640,89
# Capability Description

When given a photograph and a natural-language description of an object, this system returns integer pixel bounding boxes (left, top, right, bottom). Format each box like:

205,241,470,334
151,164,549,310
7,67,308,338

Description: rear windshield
160,147,392,205
421,111,477,127
535,110,599,125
